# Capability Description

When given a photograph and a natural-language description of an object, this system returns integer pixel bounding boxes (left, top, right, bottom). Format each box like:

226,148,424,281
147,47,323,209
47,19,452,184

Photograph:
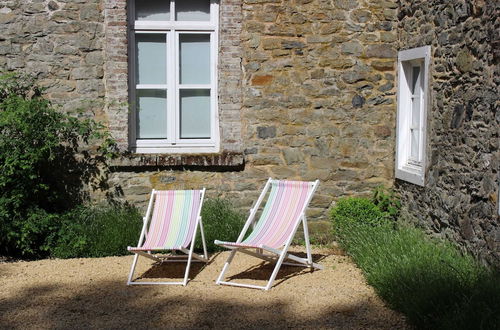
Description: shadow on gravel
133,252,220,282
139,261,206,280
227,252,328,287
0,280,406,329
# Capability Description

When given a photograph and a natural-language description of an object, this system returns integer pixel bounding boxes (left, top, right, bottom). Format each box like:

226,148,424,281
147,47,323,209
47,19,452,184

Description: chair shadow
138,252,220,280
227,252,327,288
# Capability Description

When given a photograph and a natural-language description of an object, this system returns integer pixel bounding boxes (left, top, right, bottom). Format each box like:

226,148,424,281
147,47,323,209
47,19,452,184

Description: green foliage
14,208,61,257
0,72,40,100
50,204,142,259
0,73,116,258
195,198,245,253
371,186,401,221
330,194,500,330
330,197,389,238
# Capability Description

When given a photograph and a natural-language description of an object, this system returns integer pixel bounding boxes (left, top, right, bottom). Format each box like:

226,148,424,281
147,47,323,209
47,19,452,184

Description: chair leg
183,249,194,286
264,249,288,290
127,254,140,285
199,217,208,259
302,216,313,266
216,249,237,284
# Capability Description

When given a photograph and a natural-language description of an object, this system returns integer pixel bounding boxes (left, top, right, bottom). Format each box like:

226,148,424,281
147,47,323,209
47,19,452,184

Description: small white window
395,46,431,186
129,0,219,153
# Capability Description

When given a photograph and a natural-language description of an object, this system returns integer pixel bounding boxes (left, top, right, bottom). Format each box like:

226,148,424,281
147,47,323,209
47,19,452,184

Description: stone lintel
110,152,245,169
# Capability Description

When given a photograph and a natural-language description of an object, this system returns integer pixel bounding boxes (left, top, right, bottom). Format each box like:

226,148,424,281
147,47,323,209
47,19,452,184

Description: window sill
395,167,425,186
109,151,245,170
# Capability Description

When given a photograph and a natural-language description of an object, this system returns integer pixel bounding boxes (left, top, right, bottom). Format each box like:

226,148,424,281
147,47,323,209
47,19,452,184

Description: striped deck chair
215,178,322,290
127,189,208,286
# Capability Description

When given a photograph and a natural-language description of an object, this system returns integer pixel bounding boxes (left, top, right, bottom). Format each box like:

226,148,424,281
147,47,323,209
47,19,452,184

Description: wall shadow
0,280,408,329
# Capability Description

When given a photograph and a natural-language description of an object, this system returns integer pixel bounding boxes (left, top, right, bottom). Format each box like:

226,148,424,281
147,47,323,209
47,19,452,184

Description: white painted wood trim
128,0,220,153
395,45,431,186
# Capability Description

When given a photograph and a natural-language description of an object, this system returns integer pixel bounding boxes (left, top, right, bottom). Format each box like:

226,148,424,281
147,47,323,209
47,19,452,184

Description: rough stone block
365,44,396,58
283,148,304,165
257,126,276,139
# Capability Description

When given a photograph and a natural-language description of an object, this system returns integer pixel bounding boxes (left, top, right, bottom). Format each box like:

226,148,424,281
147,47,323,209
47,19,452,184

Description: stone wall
396,0,499,266
108,0,399,226
239,0,398,206
0,0,399,233
0,0,105,116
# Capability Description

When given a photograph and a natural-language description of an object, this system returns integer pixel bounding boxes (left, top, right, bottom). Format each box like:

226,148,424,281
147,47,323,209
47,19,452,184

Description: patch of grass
331,196,500,330
195,198,246,253
293,220,334,247
50,204,142,258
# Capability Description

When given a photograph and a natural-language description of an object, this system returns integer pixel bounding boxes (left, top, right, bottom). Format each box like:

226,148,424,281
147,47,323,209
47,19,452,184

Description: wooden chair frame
215,179,322,290
127,189,208,286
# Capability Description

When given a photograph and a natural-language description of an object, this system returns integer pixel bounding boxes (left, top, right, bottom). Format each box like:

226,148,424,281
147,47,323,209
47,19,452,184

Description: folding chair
127,189,208,286
215,178,322,290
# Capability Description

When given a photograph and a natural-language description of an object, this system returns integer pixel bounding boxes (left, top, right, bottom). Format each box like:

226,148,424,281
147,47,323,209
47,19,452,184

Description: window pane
135,0,170,21
411,95,421,128
411,65,421,95
410,88,421,162
410,129,419,161
175,0,210,21
137,90,167,139
136,34,167,85
179,34,210,84
180,89,210,139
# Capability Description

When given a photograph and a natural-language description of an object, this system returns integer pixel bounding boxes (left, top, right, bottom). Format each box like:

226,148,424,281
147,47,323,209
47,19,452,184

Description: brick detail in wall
104,0,129,150
218,0,243,153
103,0,244,153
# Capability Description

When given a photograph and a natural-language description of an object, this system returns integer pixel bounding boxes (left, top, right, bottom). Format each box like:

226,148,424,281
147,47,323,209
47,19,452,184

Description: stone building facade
0,0,497,264
396,0,499,266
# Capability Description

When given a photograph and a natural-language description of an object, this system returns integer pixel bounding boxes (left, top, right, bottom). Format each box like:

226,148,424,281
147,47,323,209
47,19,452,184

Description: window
395,46,431,186
129,0,219,153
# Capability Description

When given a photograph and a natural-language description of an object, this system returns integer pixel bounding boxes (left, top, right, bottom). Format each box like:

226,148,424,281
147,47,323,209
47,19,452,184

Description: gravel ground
0,247,407,329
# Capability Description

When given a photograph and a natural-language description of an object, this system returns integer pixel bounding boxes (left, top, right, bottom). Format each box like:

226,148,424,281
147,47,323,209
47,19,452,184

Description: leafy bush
330,194,500,330
195,198,245,253
50,204,142,259
330,197,389,238
0,72,116,258
371,186,401,221
14,207,61,257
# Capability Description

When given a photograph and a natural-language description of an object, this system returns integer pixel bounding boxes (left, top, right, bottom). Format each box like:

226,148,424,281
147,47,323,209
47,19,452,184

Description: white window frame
128,0,220,154
395,45,431,186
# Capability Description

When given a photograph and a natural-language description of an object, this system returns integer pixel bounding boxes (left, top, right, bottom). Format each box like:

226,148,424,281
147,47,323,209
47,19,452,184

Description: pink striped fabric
130,190,202,251
220,180,314,249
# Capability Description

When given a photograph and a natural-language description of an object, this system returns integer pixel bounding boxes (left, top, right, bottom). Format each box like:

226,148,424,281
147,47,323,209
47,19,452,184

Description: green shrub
50,204,142,259
195,198,245,253
330,197,389,238
0,73,115,258
371,186,401,221
13,207,61,258
330,195,500,330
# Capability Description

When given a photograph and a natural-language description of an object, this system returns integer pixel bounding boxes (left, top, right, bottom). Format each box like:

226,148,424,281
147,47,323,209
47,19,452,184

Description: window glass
410,92,421,158
411,66,421,95
180,89,211,138
176,0,210,21
137,90,168,139
179,34,210,84
136,34,167,85
410,64,422,162
410,129,419,160
135,0,170,21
